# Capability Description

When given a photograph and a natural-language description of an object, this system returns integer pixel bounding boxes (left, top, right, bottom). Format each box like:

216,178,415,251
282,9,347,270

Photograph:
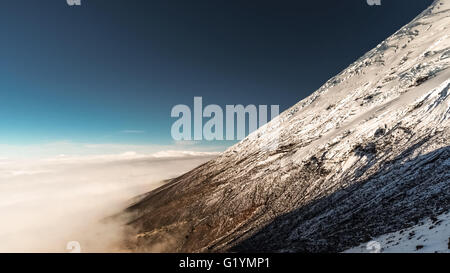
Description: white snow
344,212,450,253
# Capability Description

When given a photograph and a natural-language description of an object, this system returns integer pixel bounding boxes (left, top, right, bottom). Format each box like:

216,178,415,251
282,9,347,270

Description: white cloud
0,141,225,159
0,151,218,253
151,150,219,158
173,140,200,146
0,141,223,252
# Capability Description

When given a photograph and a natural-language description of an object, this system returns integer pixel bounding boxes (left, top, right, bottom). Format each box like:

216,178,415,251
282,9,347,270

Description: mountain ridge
126,0,450,253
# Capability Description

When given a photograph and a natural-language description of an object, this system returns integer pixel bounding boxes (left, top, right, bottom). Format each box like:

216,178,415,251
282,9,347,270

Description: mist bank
0,151,217,253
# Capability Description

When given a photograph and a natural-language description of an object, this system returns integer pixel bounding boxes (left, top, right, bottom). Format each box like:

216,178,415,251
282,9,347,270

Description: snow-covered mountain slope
344,212,450,253
125,0,450,253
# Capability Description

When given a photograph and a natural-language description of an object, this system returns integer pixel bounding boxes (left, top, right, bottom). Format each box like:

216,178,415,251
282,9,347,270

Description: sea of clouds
0,151,217,252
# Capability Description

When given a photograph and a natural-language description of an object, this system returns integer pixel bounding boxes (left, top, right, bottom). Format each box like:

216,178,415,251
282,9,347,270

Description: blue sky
0,0,432,156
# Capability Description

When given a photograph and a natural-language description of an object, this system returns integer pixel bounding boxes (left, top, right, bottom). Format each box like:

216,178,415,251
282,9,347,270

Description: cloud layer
0,151,217,252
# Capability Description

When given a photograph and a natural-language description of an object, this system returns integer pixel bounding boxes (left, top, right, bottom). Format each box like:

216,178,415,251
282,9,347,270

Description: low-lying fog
0,151,217,253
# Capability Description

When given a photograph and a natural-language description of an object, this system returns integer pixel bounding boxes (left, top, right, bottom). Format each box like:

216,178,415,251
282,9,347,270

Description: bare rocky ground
124,0,450,253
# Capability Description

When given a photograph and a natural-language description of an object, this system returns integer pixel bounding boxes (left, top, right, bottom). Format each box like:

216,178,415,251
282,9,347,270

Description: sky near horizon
0,0,433,157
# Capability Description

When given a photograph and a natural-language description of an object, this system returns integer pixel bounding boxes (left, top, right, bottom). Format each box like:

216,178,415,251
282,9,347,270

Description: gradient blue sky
0,0,433,156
